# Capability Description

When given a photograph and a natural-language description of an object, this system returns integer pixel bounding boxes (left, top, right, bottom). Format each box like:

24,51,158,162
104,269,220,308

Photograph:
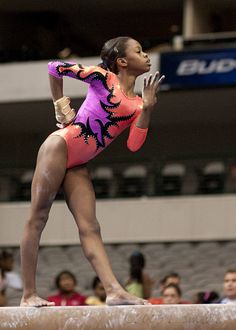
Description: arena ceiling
1,0,236,58
0,0,183,12
0,0,184,57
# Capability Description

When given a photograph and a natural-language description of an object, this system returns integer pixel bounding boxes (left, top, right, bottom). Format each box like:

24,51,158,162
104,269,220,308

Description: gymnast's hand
142,71,165,111
54,96,76,128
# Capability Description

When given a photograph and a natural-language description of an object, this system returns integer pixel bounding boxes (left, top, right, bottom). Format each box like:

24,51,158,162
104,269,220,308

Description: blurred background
1,0,236,306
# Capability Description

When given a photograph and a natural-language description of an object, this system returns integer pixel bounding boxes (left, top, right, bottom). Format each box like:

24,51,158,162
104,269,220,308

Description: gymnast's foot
20,294,55,307
106,290,150,306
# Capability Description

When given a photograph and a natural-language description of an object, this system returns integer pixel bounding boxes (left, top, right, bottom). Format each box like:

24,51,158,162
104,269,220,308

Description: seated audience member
162,283,182,304
0,250,22,290
0,292,7,306
85,276,106,305
125,251,154,299
149,272,183,304
192,291,219,304
48,270,87,306
0,272,7,306
218,269,236,304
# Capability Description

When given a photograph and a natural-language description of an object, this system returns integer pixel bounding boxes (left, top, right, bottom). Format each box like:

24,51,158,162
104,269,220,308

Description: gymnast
20,36,165,307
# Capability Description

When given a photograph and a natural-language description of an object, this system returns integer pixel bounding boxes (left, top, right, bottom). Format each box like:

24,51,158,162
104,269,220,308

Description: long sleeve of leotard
127,114,148,152
48,60,107,84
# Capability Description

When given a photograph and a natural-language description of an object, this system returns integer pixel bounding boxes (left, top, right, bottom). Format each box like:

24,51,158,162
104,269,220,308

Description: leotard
48,61,148,169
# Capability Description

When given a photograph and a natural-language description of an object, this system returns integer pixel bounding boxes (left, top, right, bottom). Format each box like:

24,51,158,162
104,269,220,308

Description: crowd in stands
1,248,236,307
124,252,222,305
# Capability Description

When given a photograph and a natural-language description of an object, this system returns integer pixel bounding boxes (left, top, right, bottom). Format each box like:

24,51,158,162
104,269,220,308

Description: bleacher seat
0,176,14,201
157,163,186,195
91,166,114,198
15,170,34,201
120,165,148,197
198,161,226,194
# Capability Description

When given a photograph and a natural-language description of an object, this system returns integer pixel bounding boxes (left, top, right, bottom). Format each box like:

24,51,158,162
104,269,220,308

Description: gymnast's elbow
127,142,142,153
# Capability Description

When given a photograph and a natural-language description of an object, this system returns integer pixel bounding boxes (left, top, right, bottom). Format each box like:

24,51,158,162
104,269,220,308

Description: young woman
20,36,165,307
125,251,154,299
162,284,182,305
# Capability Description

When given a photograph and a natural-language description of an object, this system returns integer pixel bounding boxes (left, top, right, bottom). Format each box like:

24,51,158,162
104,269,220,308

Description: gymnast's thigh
51,125,97,168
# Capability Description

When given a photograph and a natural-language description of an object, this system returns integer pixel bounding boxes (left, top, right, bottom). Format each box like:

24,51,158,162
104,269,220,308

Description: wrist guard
53,96,76,126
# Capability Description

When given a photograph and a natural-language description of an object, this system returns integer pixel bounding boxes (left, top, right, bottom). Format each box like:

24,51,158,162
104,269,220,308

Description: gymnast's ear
117,57,128,69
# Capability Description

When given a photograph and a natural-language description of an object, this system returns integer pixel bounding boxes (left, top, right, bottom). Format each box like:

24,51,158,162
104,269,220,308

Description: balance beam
0,305,236,330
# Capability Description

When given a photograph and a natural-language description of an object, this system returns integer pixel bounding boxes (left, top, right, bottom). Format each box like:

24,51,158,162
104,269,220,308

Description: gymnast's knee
79,222,102,261
26,211,49,234
79,218,101,236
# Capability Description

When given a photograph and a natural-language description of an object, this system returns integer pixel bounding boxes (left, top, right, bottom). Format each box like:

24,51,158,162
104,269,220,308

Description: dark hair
195,291,219,304
163,283,182,297
55,270,77,289
92,276,101,290
99,36,132,74
0,250,13,261
160,272,180,286
129,251,145,283
225,269,236,275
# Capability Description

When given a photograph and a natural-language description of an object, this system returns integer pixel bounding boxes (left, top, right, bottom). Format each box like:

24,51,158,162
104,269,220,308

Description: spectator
0,271,7,306
125,251,154,299
0,250,22,290
192,291,219,304
48,270,87,306
86,276,106,305
149,272,181,305
162,283,182,304
218,269,236,304
0,292,6,306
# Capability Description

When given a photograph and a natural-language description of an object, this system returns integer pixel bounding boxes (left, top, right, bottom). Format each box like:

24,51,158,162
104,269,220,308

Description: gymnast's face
224,272,236,299
120,39,151,75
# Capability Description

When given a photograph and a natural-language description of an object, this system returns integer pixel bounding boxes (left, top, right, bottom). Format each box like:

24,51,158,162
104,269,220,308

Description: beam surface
0,305,236,330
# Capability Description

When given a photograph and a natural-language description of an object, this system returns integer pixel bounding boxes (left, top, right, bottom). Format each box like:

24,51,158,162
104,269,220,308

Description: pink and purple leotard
48,61,148,169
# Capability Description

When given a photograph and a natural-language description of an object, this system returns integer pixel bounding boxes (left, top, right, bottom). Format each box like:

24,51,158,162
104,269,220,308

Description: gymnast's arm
48,60,107,83
48,61,109,127
49,73,63,102
48,63,74,126
127,112,149,152
127,72,165,152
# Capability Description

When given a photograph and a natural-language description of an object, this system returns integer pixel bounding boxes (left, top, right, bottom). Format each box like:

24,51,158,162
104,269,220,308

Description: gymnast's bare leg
20,135,67,307
63,166,149,305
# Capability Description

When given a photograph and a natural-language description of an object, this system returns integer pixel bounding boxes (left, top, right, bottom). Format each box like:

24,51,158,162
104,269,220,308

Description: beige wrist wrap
53,96,76,125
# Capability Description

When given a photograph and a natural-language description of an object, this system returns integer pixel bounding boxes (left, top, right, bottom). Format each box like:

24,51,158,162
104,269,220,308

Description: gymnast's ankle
22,291,37,299
105,283,124,295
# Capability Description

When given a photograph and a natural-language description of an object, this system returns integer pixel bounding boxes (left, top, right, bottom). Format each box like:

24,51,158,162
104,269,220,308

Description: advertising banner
160,48,236,90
